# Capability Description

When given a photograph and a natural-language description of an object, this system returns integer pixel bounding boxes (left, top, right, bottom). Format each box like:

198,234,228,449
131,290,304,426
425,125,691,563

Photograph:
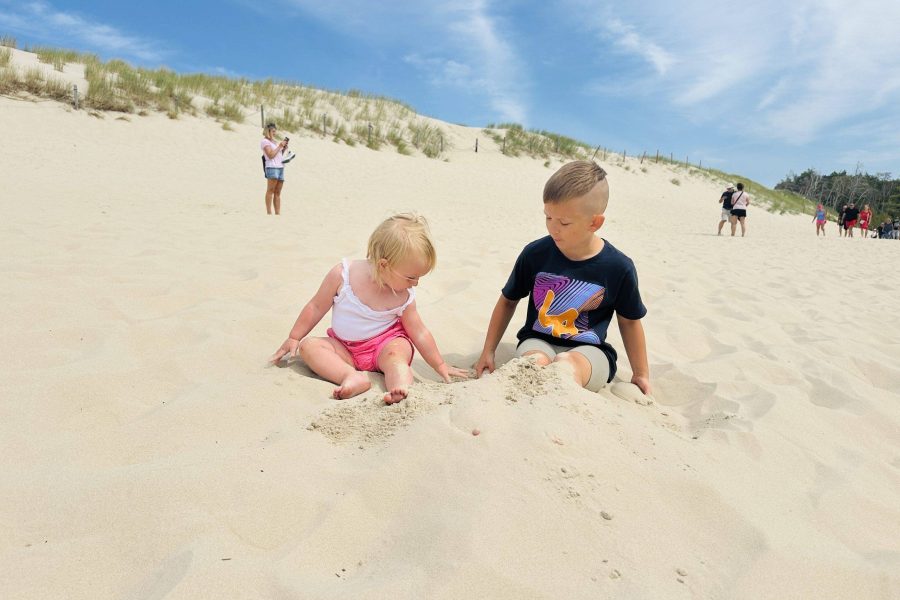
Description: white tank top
330,259,415,341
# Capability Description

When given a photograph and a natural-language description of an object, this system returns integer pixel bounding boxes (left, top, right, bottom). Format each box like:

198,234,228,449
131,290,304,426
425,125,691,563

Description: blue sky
3,0,900,186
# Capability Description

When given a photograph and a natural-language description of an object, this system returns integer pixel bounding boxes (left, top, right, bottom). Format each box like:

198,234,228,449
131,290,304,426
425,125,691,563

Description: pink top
261,138,283,168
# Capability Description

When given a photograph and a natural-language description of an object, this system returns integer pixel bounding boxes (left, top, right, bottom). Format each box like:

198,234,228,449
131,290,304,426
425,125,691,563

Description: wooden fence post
368,122,372,144
322,114,326,137
440,135,443,153
73,84,78,110
655,150,659,163
260,105,264,128
640,152,646,164
475,138,479,153
502,136,506,153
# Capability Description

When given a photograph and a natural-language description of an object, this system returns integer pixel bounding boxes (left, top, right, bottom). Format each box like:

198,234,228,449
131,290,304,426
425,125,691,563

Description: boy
474,161,651,395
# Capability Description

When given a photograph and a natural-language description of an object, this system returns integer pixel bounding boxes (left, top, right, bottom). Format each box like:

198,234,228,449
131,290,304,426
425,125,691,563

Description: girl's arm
270,264,342,363
400,302,468,382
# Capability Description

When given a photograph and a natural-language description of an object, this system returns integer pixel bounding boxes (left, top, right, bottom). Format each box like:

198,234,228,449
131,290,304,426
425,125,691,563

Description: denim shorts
265,167,284,181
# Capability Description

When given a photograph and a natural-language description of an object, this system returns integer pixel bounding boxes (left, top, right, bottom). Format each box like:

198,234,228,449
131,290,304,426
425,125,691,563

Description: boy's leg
516,338,556,366
299,337,370,399
556,345,610,392
376,338,414,404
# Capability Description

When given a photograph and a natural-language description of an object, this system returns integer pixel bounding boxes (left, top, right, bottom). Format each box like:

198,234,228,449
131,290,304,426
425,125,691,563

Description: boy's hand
474,352,495,378
437,364,471,383
631,374,652,395
270,338,301,365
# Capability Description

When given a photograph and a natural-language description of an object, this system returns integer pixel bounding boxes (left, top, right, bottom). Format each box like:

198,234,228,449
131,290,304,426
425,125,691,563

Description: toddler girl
270,213,468,403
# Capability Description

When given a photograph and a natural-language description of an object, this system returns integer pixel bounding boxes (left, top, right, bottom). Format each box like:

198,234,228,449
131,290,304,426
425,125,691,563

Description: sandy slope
1,90,899,600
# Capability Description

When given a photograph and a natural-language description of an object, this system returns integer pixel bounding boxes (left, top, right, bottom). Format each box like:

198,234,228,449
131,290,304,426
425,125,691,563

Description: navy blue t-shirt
502,236,647,380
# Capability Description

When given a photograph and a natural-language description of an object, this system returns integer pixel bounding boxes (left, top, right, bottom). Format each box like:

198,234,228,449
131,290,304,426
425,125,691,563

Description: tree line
775,165,900,218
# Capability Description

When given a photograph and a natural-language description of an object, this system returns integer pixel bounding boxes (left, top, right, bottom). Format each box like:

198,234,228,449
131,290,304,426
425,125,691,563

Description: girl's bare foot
383,386,409,405
333,372,370,399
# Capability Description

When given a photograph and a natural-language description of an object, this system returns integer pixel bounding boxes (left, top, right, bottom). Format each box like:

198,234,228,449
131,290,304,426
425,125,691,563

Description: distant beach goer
843,202,860,238
474,160,651,396
813,203,827,236
270,213,469,403
717,183,735,235
858,204,872,238
261,122,288,215
838,204,847,237
729,182,750,237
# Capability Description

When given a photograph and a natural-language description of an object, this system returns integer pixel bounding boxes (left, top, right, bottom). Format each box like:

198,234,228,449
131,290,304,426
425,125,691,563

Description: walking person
261,122,289,215
813,203,827,236
729,183,750,237
858,204,872,239
717,184,735,235
843,202,860,238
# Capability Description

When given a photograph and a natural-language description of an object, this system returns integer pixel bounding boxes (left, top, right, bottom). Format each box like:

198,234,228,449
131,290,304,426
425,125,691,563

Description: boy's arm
475,295,519,377
400,303,469,382
617,315,651,395
270,264,342,363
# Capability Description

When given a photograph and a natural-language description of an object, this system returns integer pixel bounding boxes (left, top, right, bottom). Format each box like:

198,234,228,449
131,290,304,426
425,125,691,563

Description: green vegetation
670,178,681,186
0,35,16,48
483,122,592,160
0,46,10,68
776,167,900,222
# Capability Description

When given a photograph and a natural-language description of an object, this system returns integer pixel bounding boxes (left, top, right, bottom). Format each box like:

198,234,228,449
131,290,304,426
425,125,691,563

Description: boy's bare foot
383,386,409,405
332,372,370,399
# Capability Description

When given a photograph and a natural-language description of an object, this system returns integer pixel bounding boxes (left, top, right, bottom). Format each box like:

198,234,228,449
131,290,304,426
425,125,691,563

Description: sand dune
1,89,899,600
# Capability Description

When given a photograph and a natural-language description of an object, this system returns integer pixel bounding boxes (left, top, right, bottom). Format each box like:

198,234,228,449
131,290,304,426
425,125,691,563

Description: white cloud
572,0,900,149
0,1,165,62
283,0,528,123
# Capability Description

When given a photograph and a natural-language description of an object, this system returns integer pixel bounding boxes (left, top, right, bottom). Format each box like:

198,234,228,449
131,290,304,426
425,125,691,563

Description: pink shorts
327,320,414,373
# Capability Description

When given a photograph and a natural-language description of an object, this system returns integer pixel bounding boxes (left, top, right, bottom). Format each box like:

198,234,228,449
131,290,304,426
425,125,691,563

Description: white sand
1,86,899,599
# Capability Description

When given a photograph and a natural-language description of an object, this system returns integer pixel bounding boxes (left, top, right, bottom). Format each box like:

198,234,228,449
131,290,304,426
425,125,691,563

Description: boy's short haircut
543,160,609,213
367,213,437,287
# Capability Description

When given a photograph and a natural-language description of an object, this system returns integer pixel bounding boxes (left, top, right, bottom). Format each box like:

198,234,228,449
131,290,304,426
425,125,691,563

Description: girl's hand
270,338,301,365
437,363,471,383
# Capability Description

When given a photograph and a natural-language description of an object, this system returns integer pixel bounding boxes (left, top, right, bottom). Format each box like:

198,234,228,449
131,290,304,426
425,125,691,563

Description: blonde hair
367,213,436,287
263,123,276,139
544,160,609,213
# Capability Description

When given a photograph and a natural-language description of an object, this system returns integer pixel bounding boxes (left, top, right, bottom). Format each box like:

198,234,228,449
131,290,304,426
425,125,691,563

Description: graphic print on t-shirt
532,272,604,343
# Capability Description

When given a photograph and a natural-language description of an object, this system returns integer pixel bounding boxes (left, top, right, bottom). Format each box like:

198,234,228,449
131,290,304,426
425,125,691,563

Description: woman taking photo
261,122,288,215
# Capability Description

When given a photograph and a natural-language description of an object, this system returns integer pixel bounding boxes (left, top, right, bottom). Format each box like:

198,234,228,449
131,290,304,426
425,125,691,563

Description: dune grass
0,35,16,48
0,46,10,68
484,123,592,160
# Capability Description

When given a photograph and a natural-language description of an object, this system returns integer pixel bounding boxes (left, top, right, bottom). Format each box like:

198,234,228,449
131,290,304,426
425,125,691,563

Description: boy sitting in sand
271,213,468,403
474,161,651,396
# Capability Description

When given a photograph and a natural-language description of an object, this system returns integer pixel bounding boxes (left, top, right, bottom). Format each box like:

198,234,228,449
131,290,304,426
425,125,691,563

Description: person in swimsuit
270,213,468,403
813,203,827,237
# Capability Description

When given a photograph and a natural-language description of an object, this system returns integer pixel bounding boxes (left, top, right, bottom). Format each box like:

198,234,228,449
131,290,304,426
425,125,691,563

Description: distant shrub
670,178,681,186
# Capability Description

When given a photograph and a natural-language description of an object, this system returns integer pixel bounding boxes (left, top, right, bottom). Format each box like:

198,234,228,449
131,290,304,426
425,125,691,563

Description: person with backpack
261,122,289,215
717,183,735,236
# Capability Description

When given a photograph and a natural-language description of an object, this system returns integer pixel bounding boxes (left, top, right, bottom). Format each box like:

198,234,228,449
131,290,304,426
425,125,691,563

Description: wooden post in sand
502,136,506,153
367,122,372,144
623,149,627,161
322,115,326,137
641,152,646,164
440,135,443,153
656,150,659,163
475,138,479,153
260,105,264,128
670,152,673,162
72,85,78,110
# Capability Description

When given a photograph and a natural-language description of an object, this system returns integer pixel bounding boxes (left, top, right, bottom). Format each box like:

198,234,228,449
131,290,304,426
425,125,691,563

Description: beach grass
0,46,10,68
0,35,16,48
